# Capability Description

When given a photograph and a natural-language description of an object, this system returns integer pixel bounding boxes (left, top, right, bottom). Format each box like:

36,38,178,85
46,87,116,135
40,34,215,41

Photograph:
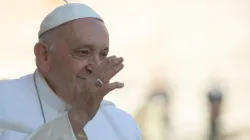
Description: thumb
102,82,124,96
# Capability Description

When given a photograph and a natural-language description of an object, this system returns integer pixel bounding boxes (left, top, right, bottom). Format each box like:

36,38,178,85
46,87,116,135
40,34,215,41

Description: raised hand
68,55,124,134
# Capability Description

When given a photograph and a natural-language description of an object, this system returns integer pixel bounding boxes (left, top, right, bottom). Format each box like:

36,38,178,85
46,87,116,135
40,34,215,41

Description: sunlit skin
34,18,124,135
35,18,108,103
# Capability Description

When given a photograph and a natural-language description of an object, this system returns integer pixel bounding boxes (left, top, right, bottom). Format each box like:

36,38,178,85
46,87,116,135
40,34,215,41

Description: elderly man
0,3,141,140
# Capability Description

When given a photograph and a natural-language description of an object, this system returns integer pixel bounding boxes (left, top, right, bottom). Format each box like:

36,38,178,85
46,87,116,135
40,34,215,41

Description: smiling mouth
76,75,87,80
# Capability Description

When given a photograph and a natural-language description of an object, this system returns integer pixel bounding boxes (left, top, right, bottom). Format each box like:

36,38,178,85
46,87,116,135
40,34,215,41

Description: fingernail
115,58,123,64
118,83,124,87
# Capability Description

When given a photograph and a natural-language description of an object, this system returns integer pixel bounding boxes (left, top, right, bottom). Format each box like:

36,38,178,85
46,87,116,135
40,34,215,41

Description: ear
34,42,51,73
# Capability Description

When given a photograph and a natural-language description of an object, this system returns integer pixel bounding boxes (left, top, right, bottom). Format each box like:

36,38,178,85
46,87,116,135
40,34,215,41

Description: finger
94,56,117,75
100,55,117,68
101,82,124,96
98,56,123,72
113,57,124,65
102,63,124,83
95,56,123,81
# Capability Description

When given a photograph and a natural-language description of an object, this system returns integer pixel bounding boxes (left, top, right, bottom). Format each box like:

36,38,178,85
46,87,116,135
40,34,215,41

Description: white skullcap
38,3,103,37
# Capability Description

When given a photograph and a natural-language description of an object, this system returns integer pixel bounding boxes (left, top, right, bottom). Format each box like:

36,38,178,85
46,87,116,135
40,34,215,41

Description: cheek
50,56,76,99
51,56,70,71
51,53,89,76
49,55,75,86
57,60,90,103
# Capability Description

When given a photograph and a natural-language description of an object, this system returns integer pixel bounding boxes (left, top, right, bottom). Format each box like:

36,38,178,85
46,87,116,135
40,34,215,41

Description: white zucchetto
38,3,103,37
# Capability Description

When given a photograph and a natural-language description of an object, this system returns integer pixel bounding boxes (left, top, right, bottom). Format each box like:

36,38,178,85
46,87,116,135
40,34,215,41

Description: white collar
34,70,68,113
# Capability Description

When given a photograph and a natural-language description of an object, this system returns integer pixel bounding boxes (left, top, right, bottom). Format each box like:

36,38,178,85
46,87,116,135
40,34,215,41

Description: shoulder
0,74,33,95
100,100,142,139
0,74,34,103
0,77,24,105
0,74,37,121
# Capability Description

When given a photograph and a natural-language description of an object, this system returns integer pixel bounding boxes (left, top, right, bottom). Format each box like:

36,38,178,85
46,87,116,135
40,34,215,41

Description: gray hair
36,30,57,70
38,30,57,51
39,38,55,51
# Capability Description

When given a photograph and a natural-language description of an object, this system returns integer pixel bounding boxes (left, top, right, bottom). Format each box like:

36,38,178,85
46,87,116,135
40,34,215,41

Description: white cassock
0,70,141,140
0,3,141,140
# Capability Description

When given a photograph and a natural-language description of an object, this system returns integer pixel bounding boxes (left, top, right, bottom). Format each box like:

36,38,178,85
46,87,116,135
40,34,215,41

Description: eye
77,49,90,56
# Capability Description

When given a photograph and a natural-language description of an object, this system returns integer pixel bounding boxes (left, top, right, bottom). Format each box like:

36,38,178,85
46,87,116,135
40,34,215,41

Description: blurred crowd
133,80,250,140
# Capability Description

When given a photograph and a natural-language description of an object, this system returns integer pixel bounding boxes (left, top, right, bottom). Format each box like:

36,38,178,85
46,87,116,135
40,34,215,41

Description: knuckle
110,58,116,64
113,82,118,88
109,56,117,63
114,59,120,64
111,83,117,88
107,58,111,63
108,55,115,60
100,76,108,83
114,65,123,72
116,65,122,71
110,55,117,59
114,67,120,73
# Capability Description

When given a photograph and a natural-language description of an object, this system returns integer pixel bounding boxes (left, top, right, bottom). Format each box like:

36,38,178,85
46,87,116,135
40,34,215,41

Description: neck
37,69,59,96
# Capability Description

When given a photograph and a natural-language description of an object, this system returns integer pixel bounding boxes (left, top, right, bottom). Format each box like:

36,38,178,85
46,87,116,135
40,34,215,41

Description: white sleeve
25,113,77,140
133,120,142,140
0,113,77,140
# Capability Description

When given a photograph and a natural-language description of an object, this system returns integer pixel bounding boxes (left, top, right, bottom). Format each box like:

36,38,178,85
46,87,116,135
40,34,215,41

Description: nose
85,55,101,74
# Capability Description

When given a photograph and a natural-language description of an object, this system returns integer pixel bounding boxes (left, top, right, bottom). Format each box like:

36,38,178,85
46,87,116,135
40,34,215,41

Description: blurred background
1,0,250,139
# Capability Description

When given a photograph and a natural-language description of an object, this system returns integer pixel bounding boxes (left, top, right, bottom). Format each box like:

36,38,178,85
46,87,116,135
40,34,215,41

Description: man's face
42,18,109,104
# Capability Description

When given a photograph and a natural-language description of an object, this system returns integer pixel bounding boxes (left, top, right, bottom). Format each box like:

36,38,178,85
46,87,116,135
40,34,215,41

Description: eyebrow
78,44,109,51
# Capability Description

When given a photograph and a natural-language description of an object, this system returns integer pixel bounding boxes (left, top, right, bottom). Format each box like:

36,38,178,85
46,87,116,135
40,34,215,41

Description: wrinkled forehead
57,18,109,49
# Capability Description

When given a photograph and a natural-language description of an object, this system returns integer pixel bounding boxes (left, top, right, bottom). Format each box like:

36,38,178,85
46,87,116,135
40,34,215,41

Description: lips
76,75,87,80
